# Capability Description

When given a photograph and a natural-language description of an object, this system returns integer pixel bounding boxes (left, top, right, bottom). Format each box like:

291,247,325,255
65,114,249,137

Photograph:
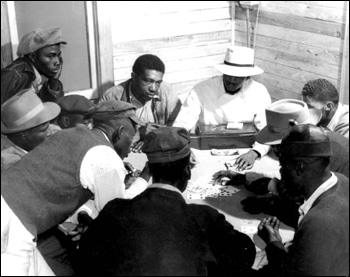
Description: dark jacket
262,173,349,276
1,57,64,104
78,186,256,276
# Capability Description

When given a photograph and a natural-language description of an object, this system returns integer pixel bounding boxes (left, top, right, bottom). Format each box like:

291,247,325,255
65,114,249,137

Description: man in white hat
1,88,60,171
173,46,271,136
1,26,66,105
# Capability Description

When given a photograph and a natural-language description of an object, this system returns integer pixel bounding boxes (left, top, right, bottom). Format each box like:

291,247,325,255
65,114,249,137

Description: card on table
221,186,241,194
241,225,258,234
187,193,206,200
219,191,233,196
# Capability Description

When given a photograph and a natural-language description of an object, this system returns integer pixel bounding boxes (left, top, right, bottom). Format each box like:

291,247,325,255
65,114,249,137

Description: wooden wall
110,1,348,103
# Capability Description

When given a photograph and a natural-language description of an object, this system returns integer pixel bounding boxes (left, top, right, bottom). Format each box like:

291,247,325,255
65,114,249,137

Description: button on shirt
298,172,338,226
173,76,271,132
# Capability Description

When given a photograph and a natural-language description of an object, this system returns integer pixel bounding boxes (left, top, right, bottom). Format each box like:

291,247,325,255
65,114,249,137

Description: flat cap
17,26,67,56
142,127,191,163
92,99,145,126
56,95,94,115
279,124,333,158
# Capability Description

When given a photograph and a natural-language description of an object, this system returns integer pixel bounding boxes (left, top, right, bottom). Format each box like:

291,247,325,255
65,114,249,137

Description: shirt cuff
252,142,271,158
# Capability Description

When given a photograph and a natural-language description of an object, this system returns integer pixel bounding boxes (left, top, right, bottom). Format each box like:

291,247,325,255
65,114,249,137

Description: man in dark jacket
1,26,66,105
78,127,256,276
257,124,349,276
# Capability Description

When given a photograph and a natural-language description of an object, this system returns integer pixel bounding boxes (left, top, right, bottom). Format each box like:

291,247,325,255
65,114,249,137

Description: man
173,46,271,135
1,26,66,105
99,54,182,151
257,124,349,276
1,88,60,171
55,94,94,129
78,127,256,276
1,100,151,275
302,78,349,138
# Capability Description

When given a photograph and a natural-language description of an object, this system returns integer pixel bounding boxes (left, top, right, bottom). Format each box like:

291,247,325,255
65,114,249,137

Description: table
125,148,295,270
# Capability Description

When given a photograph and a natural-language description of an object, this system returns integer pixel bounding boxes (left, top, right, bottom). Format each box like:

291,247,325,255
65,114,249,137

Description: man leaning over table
257,124,349,276
1,100,151,275
173,46,271,166
78,127,256,276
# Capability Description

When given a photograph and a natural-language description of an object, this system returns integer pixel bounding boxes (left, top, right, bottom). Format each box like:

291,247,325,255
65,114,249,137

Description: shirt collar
298,172,338,225
223,77,252,96
148,183,183,197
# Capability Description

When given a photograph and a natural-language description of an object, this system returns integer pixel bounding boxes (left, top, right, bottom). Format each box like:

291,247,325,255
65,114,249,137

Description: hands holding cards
257,216,283,244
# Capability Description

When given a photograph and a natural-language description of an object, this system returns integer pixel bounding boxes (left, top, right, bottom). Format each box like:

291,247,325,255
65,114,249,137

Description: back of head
132,54,165,75
142,127,191,189
302,79,339,104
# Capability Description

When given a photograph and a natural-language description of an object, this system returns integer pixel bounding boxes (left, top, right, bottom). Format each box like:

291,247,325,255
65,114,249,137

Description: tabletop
125,148,295,270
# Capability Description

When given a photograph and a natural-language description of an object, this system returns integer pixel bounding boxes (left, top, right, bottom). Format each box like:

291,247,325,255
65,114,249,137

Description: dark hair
149,154,190,183
302,79,339,104
132,54,165,75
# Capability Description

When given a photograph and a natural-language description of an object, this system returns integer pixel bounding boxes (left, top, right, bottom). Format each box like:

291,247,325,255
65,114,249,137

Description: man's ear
28,53,36,63
112,125,124,144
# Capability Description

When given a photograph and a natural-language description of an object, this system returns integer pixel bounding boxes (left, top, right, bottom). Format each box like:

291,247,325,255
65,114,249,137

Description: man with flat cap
1,100,151,275
55,94,95,129
1,26,66,105
78,127,256,276
257,124,349,276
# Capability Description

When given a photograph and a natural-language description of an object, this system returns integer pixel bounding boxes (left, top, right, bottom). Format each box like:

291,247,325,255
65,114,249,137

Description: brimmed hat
214,46,264,77
17,26,67,57
280,124,333,157
1,88,60,134
56,95,94,115
92,100,145,126
256,99,322,145
142,127,191,163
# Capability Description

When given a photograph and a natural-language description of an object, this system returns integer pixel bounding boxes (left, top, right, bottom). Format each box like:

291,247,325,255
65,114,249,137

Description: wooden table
125,148,295,270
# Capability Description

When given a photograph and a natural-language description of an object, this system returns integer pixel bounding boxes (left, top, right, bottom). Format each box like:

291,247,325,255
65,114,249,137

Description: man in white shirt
302,78,349,138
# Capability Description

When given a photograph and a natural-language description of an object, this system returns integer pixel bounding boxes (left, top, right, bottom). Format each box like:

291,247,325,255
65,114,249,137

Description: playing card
219,191,233,196
187,193,206,200
222,186,241,194
241,225,258,234
205,190,218,198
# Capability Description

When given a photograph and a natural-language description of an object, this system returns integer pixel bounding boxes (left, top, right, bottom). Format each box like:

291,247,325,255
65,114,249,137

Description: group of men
1,26,349,276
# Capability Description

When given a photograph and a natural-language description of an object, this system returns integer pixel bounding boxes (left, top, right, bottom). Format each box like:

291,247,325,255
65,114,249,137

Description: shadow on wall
1,42,13,69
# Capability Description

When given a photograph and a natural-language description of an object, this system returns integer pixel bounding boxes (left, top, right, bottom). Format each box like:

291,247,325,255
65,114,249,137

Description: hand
190,149,199,168
258,217,282,244
234,150,258,171
124,161,136,175
131,141,144,153
52,56,63,80
212,170,237,183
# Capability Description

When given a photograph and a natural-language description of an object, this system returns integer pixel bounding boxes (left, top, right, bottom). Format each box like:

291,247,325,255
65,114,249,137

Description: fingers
131,141,144,153
270,217,280,230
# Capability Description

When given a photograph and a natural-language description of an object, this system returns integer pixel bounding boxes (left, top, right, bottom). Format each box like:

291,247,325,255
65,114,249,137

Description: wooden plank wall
110,1,348,102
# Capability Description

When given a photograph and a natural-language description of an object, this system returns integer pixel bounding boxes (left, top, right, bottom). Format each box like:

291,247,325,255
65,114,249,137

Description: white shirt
173,76,271,131
80,132,149,212
327,103,349,138
298,172,338,226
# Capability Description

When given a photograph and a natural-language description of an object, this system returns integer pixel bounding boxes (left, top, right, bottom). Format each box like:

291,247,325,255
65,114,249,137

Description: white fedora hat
1,88,60,134
214,46,264,77
256,99,322,145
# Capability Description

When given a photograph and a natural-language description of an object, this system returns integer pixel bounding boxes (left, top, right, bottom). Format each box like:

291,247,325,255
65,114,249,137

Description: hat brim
214,64,264,77
256,108,322,145
1,102,60,134
129,115,145,127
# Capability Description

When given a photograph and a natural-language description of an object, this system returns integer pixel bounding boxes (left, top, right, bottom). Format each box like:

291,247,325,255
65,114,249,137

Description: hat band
92,109,135,120
224,61,254,67
280,141,333,157
146,145,191,163
5,103,44,128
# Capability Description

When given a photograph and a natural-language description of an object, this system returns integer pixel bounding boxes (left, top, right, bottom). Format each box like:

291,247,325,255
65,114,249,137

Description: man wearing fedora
302,78,349,139
174,46,271,135
78,127,256,276
257,124,349,276
1,88,61,171
1,26,66,105
1,100,151,275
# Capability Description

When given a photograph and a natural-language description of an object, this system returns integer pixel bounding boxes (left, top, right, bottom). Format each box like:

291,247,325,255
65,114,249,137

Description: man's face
303,96,327,124
223,75,246,94
23,121,50,151
132,69,163,103
279,155,304,197
32,44,62,78
113,120,137,160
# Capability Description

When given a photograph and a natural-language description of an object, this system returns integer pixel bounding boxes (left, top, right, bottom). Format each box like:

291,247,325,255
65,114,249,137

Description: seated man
173,46,271,132
1,27,66,105
78,127,256,276
1,100,151,276
302,78,349,138
1,88,60,171
55,94,95,129
99,54,182,151
257,124,349,276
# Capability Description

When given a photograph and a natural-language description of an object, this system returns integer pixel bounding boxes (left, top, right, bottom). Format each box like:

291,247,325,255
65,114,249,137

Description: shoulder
100,80,129,102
